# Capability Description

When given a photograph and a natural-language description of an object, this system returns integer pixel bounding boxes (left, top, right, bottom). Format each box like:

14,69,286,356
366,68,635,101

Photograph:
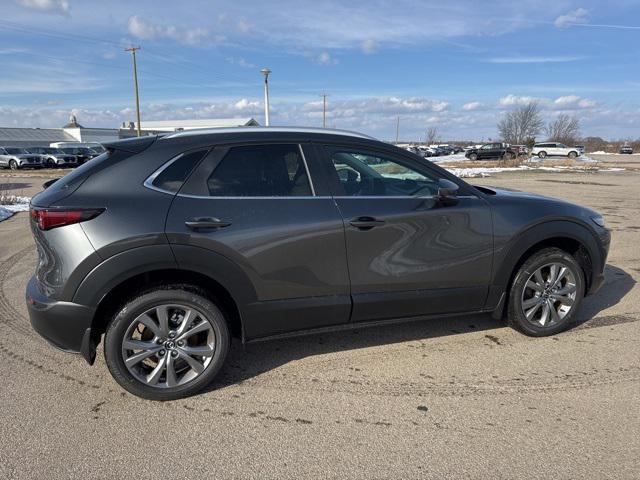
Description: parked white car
0,146,43,170
531,142,581,159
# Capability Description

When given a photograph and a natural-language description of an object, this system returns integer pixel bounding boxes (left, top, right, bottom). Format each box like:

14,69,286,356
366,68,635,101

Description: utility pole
395,116,400,144
261,68,271,126
320,93,328,128
125,46,142,137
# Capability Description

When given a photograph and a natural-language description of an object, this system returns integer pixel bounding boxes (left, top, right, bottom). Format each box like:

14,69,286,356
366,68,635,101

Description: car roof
161,126,377,141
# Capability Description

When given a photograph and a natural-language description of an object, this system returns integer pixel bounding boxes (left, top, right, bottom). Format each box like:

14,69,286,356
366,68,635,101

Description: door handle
349,216,385,230
185,217,232,230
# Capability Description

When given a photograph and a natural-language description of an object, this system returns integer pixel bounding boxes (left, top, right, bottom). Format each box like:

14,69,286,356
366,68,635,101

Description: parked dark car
59,147,101,165
465,142,517,161
26,127,610,400
619,145,633,154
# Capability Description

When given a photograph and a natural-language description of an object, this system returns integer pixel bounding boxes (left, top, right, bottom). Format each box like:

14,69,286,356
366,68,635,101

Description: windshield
46,148,64,154
5,147,29,154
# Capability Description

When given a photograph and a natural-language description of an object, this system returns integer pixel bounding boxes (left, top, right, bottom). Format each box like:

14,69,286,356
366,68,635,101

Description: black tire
538,151,547,159
104,285,230,401
469,153,478,161
568,151,577,159
507,247,585,337
9,160,18,170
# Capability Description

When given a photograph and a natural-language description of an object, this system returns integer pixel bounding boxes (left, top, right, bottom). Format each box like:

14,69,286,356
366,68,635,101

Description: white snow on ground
0,195,30,222
445,164,626,178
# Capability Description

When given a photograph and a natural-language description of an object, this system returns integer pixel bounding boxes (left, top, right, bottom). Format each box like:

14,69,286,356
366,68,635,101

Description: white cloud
463,102,483,111
227,57,255,69
316,51,336,65
15,0,69,15
553,95,597,109
498,94,540,107
127,15,215,45
233,98,261,111
361,39,378,54
554,8,589,28
487,56,584,64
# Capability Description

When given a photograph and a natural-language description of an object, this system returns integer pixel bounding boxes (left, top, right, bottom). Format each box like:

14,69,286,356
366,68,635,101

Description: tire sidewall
104,287,230,400
9,160,18,170
538,151,546,159
508,248,585,336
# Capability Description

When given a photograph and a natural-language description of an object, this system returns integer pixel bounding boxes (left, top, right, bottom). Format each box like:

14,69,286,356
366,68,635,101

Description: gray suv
26,128,610,400
0,146,43,169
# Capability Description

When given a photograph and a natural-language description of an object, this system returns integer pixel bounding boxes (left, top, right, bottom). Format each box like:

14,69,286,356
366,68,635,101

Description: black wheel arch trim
488,219,605,309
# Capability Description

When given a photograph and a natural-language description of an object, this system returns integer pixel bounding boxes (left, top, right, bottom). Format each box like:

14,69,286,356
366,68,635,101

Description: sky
1,0,640,141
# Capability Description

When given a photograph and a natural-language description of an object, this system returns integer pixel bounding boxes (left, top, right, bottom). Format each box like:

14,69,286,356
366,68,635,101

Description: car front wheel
538,151,547,159
9,160,18,170
507,248,585,336
469,153,478,161
568,151,577,159
104,286,230,400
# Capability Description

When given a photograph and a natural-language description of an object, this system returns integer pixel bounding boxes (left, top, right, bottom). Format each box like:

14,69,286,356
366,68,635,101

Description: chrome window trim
143,153,185,195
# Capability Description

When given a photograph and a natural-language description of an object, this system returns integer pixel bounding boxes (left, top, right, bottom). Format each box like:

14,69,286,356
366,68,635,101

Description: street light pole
261,68,271,126
320,93,328,128
125,46,142,137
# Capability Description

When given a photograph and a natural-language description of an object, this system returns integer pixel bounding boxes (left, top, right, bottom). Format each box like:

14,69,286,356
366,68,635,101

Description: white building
0,116,261,147
131,117,259,133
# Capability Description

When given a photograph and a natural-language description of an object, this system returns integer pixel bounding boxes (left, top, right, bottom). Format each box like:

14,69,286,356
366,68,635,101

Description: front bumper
26,276,96,360
588,228,611,295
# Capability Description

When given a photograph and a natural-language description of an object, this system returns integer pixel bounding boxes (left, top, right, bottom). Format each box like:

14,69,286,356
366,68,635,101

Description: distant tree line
497,101,583,147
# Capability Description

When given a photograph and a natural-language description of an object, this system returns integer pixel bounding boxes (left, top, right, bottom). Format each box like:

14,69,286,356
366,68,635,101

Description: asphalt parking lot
1,166,639,479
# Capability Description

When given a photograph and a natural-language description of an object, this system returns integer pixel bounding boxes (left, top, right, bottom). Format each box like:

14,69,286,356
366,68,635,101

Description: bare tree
546,114,581,145
497,101,544,144
425,126,439,145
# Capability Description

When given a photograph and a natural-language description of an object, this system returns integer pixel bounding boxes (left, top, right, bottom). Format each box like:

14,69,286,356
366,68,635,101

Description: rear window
151,149,208,193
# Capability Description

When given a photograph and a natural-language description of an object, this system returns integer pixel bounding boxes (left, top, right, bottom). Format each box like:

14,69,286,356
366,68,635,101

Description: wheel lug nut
171,351,178,357
159,350,165,356
177,340,184,347
168,332,176,339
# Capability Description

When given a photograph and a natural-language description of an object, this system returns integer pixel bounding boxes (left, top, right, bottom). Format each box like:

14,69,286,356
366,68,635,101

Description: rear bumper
26,276,95,358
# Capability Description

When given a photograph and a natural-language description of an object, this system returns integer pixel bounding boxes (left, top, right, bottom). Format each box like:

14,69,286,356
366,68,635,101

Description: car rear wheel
538,151,547,159
568,151,577,159
507,248,585,336
469,153,478,161
104,286,230,400
9,160,18,170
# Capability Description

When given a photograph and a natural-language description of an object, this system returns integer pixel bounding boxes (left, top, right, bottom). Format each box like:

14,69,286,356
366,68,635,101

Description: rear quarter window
150,149,208,193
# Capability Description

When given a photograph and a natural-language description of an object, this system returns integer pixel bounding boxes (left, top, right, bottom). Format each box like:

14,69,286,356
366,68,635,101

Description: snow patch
0,195,30,222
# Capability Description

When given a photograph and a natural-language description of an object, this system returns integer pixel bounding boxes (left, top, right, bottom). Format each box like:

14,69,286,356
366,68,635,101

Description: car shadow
202,264,636,393
0,182,32,191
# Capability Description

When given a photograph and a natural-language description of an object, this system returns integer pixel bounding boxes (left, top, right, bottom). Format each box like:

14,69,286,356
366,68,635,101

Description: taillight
29,207,104,231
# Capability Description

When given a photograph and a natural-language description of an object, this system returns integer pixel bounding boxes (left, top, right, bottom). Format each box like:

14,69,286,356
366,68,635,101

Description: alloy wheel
121,304,216,388
521,262,577,327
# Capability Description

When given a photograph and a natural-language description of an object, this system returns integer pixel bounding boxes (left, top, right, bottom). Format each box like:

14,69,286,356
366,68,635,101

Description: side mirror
437,178,459,204
42,179,58,189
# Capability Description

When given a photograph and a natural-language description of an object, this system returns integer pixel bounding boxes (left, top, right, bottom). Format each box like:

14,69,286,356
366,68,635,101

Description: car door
164,142,351,340
0,148,6,167
477,144,493,159
318,144,494,322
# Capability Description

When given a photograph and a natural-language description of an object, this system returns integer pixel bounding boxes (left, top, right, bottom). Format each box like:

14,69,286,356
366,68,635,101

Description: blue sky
2,0,640,141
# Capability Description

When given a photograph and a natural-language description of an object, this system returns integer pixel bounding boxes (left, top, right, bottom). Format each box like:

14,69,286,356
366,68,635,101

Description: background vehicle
531,143,580,159
27,146,78,168
574,145,586,154
511,145,529,156
465,142,517,161
619,145,633,154
26,127,610,400
60,147,101,165
0,146,43,169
